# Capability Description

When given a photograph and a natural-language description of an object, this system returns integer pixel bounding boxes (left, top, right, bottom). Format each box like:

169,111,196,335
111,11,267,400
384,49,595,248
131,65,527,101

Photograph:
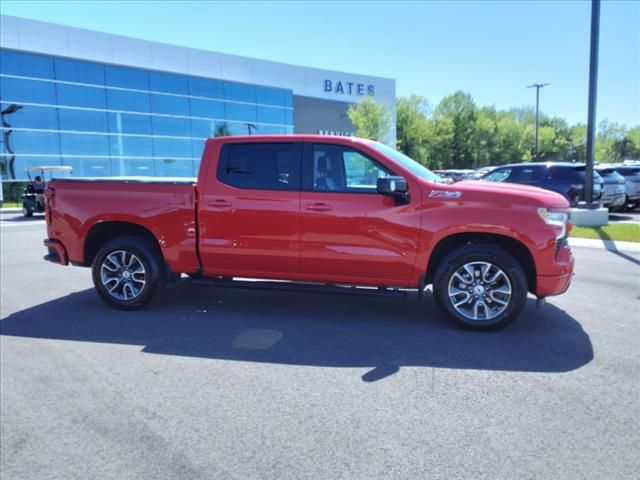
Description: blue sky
2,0,639,127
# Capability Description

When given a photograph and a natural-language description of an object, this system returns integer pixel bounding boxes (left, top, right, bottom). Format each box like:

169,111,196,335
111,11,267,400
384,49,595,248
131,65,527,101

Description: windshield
368,142,443,183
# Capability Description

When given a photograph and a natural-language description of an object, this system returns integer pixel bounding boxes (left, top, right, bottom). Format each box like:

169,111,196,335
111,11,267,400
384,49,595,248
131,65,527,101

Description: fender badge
429,190,462,199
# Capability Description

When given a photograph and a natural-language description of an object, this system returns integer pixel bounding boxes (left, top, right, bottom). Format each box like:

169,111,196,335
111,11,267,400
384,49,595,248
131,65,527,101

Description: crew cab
43,135,574,331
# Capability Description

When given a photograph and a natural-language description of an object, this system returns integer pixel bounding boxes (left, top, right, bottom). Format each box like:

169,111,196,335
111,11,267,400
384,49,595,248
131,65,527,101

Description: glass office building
1,15,395,182
1,49,293,179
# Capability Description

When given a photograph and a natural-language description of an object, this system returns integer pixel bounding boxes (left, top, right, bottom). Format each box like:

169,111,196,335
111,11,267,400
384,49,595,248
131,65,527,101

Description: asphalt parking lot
1,213,639,480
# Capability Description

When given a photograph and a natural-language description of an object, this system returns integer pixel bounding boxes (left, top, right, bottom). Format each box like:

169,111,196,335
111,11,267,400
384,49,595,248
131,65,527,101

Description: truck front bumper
44,238,69,266
536,244,574,298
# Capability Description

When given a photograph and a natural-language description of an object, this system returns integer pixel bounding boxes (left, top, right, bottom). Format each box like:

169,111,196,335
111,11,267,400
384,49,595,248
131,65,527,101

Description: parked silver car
611,164,640,210
595,166,626,209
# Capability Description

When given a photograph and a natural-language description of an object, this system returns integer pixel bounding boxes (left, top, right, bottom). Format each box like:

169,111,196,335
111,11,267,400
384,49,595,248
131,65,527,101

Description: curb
0,208,22,213
569,237,640,253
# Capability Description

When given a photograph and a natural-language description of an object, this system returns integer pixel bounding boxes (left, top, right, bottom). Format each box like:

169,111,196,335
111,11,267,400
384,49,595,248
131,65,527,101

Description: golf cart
22,166,72,217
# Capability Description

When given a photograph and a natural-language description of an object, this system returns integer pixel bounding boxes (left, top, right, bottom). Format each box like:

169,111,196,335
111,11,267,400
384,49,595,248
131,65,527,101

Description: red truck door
299,142,421,286
198,141,302,278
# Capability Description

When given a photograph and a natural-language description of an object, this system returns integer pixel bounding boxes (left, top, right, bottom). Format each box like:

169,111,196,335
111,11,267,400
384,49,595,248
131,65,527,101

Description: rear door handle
208,199,232,208
305,203,332,211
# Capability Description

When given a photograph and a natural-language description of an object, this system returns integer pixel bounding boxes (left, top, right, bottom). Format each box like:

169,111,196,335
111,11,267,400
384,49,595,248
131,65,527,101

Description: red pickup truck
43,135,574,330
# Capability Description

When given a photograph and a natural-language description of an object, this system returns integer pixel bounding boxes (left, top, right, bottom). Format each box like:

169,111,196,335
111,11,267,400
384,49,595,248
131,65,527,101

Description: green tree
433,91,477,168
494,111,526,164
471,106,498,168
393,90,638,170
624,126,640,159
347,96,392,143
596,120,627,163
568,123,587,162
395,95,431,163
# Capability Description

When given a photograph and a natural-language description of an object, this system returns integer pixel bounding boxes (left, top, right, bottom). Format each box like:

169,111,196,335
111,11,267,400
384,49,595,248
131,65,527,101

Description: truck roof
205,134,375,145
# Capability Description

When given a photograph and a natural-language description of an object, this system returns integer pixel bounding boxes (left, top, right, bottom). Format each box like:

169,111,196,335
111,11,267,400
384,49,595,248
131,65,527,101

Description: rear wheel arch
425,232,537,294
84,221,163,268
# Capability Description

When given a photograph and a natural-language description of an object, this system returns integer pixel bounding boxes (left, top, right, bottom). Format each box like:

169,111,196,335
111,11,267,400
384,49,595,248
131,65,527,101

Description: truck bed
46,177,200,272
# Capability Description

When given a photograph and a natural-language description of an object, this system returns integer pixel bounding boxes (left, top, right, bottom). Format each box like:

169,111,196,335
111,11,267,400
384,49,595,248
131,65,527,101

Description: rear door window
218,142,301,190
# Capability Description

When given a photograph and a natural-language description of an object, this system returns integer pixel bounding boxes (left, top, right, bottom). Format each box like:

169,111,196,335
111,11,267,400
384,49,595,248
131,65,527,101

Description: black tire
91,235,167,310
22,204,33,217
433,244,528,331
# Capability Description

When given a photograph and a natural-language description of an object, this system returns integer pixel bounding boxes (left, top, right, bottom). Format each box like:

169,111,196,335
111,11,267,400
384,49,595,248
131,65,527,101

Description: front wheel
433,245,528,331
91,236,167,310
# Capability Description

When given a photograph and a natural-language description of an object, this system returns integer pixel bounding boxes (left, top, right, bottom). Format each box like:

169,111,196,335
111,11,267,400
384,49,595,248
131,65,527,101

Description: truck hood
441,180,569,208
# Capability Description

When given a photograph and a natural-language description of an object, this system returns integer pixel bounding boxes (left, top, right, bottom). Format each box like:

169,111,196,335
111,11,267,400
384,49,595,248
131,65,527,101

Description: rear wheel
433,245,528,331
91,236,166,310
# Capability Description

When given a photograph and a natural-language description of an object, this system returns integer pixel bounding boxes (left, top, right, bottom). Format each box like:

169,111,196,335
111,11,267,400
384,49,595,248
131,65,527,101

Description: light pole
584,0,600,206
527,83,550,161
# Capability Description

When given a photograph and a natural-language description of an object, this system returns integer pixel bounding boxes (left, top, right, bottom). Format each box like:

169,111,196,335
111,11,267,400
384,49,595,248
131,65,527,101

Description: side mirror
377,176,410,204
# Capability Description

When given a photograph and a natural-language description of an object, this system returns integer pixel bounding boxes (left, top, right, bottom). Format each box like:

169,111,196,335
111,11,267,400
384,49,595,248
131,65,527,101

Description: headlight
537,208,569,239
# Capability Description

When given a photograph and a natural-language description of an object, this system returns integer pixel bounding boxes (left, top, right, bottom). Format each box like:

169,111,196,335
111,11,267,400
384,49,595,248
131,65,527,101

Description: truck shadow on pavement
0,280,594,381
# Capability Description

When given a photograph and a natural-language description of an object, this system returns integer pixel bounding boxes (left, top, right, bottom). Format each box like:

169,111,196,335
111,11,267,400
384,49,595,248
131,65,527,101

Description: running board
190,276,409,299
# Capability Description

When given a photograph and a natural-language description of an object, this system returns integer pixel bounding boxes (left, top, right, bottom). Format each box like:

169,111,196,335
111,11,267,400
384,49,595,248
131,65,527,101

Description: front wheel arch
425,232,536,294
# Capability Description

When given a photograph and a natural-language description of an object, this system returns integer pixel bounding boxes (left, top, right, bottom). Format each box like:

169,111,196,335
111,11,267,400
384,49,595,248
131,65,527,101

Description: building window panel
190,119,213,139
110,135,153,157
9,156,63,180
119,157,155,176
149,71,189,95
0,49,55,79
153,137,192,158
256,86,286,107
150,93,189,115
285,109,293,125
257,106,286,125
226,122,251,136
0,76,57,104
58,108,108,133
64,157,111,177
226,103,257,122
54,58,105,85
192,139,206,158
105,65,149,90
0,103,58,130
57,83,107,109
257,125,287,135
7,130,61,155
155,158,195,177
151,115,191,137
189,77,224,99
224,82,256,103
106,89,151,113
190,98,225,120
107,112,152,135
60,132,110,156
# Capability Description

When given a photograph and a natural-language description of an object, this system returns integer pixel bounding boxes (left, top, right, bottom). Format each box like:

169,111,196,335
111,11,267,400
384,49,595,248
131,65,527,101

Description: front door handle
208,199,232,208
305,203,332,211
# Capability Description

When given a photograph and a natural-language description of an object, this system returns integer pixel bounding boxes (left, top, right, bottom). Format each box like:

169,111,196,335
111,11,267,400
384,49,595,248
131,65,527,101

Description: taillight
44,186,55,225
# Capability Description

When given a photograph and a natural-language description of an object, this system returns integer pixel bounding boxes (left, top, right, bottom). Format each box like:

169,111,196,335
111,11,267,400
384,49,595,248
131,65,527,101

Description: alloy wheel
447,261,512,321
